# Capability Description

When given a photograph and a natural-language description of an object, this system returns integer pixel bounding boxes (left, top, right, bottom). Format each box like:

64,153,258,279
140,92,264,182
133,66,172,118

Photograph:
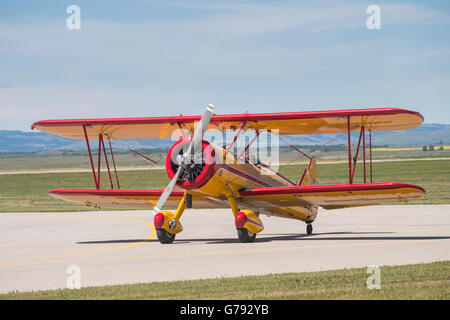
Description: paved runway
1,205,449,293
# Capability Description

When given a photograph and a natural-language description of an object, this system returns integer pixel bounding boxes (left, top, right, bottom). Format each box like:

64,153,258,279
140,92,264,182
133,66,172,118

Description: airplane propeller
152,104,214,216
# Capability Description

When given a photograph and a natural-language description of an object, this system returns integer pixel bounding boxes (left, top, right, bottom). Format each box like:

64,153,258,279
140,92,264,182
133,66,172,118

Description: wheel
156,229,175,244
306,223,313,235
237,228,257,243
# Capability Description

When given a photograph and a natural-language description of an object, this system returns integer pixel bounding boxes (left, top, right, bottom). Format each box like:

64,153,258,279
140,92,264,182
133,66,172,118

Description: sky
0,0,449,131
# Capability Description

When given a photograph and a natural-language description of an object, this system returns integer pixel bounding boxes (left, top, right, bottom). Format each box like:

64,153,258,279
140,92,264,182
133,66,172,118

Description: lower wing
49,189,228,209
238,182,425,208
50,182,424,210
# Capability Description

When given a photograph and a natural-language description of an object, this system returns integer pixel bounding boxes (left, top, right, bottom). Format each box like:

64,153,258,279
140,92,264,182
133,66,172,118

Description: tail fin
299,158,318,186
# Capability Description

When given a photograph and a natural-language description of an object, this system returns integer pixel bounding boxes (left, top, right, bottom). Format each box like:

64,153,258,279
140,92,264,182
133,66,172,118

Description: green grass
1,148,449,170
0,151,166,171
1,159,449,212
1,261,448,299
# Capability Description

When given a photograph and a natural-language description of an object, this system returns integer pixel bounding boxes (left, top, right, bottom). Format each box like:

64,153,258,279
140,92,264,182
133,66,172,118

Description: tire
306,223,313,235
237,228,257,243
156,229,175,244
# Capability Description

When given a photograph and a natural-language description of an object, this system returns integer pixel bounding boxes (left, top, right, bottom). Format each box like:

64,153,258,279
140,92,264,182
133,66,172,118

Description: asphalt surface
1,205,449,293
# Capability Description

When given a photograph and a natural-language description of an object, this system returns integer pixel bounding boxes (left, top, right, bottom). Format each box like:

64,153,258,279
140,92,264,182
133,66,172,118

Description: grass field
1,148,450,171
1,261,448,299
0,151,167,171
1,158,449,212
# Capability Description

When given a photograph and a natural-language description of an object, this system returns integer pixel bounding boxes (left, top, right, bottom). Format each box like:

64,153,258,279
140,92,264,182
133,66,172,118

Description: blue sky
1,0,449,130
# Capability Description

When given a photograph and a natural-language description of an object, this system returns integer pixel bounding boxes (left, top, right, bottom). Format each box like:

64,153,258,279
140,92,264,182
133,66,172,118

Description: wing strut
351,126,364,183
82,125,119,189
108,139,120,189
346,119,371,184
347,116,352,184
225,120,247,155
369,129,373,182
83,125,99,189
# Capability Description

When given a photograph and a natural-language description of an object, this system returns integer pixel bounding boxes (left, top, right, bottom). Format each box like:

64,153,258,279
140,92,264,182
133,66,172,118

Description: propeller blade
152,165,182,216
191,104,214,157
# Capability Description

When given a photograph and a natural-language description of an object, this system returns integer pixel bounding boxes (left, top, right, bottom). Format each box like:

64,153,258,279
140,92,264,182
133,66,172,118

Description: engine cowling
165,138,217,190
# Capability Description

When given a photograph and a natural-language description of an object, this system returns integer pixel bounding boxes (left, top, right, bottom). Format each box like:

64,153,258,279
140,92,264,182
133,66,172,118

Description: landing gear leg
155,192,188,244
225,186,263,243
306,222,313,235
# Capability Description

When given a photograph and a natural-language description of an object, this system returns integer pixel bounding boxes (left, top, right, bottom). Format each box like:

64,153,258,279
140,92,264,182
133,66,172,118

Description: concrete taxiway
0,205,449,293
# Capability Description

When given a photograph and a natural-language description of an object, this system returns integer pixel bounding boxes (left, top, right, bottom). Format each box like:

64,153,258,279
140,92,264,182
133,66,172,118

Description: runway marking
0,215,156,265
2,236,449,268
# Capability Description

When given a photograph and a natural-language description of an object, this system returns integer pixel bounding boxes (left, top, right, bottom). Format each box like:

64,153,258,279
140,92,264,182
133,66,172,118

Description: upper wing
238,182,425,208
32,108,423,140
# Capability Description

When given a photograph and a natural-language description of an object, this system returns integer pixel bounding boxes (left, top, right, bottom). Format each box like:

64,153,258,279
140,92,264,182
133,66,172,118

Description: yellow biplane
32,106,425,243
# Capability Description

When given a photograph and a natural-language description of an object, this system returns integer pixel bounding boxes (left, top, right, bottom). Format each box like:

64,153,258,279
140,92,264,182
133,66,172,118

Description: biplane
32,106,425,244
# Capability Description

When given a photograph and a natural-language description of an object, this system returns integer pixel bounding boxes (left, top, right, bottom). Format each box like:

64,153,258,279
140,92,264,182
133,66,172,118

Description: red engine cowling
165,138,217,190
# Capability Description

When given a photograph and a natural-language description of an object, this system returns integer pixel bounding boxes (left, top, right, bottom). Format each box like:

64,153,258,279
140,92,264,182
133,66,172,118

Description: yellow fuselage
167,140,318,222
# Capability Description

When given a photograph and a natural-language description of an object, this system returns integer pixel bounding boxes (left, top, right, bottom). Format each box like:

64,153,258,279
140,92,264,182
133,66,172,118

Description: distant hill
0,130,173,153
0,123,449,153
